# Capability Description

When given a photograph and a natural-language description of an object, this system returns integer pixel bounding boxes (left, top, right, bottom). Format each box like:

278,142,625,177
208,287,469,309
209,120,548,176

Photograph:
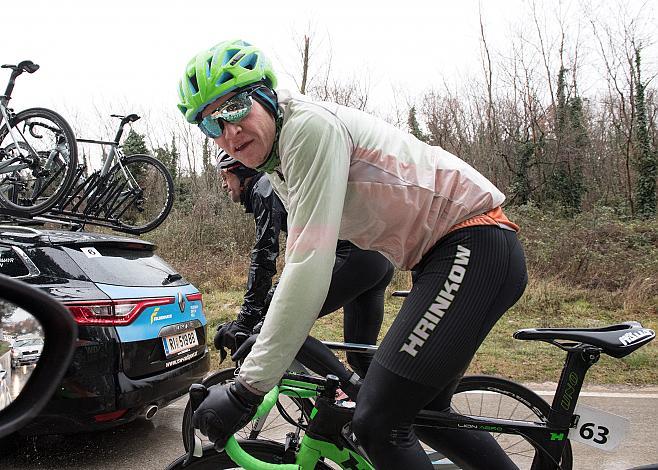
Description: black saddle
514,322,655,358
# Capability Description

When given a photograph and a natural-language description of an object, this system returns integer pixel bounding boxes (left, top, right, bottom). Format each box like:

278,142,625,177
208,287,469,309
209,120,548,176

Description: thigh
319,240,393,318
374,226,526,388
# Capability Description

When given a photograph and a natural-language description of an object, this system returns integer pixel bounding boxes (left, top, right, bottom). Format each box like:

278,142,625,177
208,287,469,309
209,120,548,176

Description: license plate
162,330,198,357
568,404,629,451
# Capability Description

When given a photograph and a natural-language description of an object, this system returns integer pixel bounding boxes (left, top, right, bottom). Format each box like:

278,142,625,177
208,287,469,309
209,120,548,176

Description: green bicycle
167,320,654,469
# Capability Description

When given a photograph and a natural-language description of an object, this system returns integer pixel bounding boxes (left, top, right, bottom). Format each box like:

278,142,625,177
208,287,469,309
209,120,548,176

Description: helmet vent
188,74,199,94
229,52,245,66
216,71,233,86
240,53,257,70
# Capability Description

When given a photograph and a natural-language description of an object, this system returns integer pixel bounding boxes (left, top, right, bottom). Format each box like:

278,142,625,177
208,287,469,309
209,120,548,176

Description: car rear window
18,338,43,347
0,246,29,277
62,246,187,287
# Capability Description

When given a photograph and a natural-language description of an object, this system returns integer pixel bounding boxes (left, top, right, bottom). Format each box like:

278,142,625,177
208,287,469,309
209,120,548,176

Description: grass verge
200,277,657,385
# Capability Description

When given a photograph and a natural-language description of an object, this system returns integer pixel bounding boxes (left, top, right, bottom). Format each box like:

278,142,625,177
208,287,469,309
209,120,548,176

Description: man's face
220,170,243,203
202,93,276,169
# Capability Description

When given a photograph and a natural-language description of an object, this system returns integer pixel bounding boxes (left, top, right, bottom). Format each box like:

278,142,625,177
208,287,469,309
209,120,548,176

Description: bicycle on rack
169,318,655,470
48,113,174,234
0,60,78,216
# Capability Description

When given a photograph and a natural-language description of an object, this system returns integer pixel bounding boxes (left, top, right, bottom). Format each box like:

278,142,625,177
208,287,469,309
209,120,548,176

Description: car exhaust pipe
141,404,159,420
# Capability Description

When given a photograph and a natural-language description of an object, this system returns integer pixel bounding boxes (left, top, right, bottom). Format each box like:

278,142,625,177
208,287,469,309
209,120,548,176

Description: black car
0,225,209,434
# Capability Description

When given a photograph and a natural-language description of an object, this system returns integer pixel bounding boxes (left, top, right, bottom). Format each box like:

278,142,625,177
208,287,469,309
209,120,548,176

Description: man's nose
222,122,242,139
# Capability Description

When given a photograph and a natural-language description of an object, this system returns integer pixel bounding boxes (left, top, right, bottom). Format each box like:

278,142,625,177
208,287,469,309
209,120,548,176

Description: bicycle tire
182,368,314,452
445,375,573,470
166,439,333,470
0,107,78,215
104,153,174,233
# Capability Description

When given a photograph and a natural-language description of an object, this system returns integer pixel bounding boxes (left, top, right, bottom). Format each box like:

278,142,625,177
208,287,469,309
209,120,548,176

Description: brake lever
183,384,209,466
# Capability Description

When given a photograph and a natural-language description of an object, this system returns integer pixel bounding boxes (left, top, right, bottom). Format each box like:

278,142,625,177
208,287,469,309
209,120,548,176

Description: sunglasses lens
216,93,252,123
199,117,222,138
198,91,256,138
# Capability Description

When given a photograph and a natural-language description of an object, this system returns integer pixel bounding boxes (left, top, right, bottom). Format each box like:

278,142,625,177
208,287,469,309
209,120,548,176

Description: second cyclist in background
213,151,394,378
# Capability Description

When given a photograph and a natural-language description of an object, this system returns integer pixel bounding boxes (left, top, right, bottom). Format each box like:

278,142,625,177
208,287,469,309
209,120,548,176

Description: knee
352,400,388,449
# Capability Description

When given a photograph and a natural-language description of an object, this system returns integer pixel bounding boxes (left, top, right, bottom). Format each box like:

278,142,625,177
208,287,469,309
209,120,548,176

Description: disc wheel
443,375,573,469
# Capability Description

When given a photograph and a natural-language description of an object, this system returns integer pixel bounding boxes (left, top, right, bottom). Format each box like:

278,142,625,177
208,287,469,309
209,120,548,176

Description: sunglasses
198,87,262,138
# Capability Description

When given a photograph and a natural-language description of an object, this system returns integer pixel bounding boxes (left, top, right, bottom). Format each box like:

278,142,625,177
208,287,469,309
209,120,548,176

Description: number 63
579,422,610,444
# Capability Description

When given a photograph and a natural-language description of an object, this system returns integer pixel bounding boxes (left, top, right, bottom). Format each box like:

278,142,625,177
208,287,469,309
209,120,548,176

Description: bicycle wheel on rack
105,154,174,233
439,375,573,470
0,107,77,215
181,368,314,452
166,439,333,470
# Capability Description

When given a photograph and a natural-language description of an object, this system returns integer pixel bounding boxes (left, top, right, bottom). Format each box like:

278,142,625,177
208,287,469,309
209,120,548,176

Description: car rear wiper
162,273,183,285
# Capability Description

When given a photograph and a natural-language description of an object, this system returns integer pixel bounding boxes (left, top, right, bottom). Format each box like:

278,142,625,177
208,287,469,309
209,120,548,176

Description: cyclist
178,40,527,469
214,150,394,377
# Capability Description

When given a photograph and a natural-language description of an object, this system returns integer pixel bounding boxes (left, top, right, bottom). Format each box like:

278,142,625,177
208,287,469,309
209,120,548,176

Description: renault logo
178,292,186,313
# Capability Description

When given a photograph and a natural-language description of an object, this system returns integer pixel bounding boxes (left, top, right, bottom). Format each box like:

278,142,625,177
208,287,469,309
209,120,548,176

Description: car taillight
65,297,174,326
94,409,128,422
186,292,203,309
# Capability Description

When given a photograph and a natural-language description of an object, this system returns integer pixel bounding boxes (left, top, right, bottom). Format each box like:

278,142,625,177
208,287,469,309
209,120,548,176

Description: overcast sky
3,0,656,146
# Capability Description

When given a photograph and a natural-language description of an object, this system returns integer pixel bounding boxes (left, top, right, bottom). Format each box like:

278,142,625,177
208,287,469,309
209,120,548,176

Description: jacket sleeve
239,183,283,328
238,103,351,393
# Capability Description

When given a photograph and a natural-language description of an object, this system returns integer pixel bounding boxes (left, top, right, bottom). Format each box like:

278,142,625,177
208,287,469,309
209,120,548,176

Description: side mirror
0,274,77,437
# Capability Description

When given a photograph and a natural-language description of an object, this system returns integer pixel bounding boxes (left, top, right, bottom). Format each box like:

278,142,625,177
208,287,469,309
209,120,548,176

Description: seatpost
2,69,21,101
113,121,127,144
549,346,601,427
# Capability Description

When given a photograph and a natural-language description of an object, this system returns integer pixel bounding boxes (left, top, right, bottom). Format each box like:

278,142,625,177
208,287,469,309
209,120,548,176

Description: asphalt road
0,384,656,470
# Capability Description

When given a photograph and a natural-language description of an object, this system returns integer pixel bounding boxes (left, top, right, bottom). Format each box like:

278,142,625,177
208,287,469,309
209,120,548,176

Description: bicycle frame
218,342,606,470
76,113,130,177
46,113,153,231
1,62,36,161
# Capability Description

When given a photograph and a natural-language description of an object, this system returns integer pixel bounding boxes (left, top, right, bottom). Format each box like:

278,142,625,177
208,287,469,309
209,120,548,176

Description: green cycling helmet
177,40,277,124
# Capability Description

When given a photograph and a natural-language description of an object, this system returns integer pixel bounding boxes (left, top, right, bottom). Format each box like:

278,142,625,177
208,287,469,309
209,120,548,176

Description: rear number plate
162,330,198,357
568,404,629,451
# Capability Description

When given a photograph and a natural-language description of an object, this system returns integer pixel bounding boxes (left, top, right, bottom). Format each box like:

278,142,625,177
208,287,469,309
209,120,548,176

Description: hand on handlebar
214,320,253,363
191,381,263,451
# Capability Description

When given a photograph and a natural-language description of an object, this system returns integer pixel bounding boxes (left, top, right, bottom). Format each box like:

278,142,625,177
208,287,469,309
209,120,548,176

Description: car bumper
15,356,40,366
20,348,210,435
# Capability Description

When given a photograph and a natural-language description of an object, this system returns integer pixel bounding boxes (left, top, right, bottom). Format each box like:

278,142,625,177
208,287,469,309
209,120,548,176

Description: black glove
214,320,253,363
192,381,263,450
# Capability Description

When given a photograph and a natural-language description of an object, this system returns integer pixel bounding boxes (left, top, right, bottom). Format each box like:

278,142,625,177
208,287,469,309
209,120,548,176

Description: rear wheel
0,107,77,215
447,375,573,469
181,368,314,452
104,154,174,233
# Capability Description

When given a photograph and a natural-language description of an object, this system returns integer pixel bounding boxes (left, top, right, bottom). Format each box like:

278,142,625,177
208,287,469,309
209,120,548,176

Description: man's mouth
234,141,251,153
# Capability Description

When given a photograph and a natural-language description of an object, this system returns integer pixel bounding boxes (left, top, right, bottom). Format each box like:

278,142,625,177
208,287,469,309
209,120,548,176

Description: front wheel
166,440,332,470
104,154,174,233
0,107,78,215
446,375,573,470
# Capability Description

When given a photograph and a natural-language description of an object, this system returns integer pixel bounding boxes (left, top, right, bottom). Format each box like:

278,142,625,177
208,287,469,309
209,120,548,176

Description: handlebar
223,384,308,469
